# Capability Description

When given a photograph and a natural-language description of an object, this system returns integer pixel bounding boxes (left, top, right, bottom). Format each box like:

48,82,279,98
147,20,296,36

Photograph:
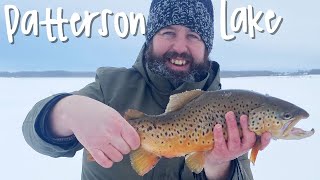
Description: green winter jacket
22,44,253,180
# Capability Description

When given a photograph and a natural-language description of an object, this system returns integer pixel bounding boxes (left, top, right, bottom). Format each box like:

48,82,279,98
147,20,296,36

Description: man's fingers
90,149,113,168
120,121,140,150
111,137,131,155
213,124,228,151
225,111,241,150
240,115,256,149
101,144,123,162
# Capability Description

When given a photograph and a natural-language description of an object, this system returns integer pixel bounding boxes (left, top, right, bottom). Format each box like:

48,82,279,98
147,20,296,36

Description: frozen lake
0,76,319,180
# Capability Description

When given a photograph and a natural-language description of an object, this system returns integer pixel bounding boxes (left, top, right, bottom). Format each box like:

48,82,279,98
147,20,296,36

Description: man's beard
145,44,211,87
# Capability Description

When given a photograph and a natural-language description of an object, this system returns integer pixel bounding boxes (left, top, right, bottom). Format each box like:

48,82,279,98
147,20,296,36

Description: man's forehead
160,25,197,33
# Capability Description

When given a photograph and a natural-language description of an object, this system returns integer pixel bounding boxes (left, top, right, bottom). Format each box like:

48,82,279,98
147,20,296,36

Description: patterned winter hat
146,0,214,52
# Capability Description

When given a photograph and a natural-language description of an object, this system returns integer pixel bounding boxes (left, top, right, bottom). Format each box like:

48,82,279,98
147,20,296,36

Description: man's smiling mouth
169,59,187,66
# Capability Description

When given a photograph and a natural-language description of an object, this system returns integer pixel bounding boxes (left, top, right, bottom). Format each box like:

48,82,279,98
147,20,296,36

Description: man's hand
204,111,272,180
50,95,140,168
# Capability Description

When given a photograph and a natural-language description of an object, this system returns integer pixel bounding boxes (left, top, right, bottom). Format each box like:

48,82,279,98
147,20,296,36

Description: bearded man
23,0,271,179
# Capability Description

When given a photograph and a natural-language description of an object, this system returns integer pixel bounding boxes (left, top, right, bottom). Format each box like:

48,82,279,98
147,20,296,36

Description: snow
0,76,319,180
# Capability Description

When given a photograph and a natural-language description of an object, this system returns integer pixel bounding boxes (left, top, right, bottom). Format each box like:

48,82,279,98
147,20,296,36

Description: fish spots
147,126,153,131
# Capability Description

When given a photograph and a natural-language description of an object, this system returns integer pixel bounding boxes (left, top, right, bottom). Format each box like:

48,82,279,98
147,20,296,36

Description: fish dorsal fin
185,152,205,174
124,109,145,120
165,89,205,113
130,147,160,176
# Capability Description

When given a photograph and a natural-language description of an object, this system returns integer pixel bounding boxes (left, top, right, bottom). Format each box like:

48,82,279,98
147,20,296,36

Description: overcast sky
0,0,319,72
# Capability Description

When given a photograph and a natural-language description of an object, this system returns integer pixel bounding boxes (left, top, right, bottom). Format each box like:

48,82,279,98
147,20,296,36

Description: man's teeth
170,59,186,66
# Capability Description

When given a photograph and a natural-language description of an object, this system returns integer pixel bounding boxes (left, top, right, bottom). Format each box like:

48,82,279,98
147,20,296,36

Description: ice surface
0,76,319,180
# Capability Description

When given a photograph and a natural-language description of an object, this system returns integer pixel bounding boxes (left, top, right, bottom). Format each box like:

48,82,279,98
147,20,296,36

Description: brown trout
122,89,314,176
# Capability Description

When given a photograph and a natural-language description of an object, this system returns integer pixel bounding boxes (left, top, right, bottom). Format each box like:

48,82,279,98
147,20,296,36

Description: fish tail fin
250,137,262,165
185,152,205,174
130,147,160,176
124,109,146,120
85,149,95,161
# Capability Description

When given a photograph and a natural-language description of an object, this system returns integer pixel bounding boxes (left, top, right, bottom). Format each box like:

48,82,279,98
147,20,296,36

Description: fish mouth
282,115,315,140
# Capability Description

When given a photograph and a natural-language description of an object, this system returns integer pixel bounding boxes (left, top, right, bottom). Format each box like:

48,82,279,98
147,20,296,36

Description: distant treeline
221,69,320,78
0,69,319,78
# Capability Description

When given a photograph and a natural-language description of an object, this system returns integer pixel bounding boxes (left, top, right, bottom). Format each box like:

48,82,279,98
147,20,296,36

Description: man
22,0,271,179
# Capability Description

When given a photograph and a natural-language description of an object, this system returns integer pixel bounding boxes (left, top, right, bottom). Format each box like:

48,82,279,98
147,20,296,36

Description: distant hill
0,71,95,78
0,69,319,78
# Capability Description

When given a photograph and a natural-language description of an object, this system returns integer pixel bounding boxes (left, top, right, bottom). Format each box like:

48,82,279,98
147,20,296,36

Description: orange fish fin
130,147,160,176
185,152,205,174
124,109,145,120
250,137,262,165
165,89,205,113
85,149,95,161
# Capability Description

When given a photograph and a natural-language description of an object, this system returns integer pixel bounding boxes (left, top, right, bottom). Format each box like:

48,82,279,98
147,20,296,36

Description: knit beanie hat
146,0,214,52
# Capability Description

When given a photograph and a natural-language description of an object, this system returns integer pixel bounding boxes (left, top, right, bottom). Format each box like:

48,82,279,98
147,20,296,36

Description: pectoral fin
185,152,205,174
250,137,262,165
130,147,160,176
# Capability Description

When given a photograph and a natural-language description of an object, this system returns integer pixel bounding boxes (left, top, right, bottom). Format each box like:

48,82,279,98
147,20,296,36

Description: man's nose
171,37,189,54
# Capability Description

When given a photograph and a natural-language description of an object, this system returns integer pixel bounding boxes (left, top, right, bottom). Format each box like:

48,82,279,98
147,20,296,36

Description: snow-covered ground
0,76,319,180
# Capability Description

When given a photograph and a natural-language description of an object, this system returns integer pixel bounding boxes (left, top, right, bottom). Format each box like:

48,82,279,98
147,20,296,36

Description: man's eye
188,34,201,40
162,31,175,36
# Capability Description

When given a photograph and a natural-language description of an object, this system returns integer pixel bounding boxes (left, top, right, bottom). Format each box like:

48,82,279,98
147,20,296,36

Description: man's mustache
163,51,193,62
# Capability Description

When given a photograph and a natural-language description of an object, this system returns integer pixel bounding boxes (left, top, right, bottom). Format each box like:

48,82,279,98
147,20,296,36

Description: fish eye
283,112,292,120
